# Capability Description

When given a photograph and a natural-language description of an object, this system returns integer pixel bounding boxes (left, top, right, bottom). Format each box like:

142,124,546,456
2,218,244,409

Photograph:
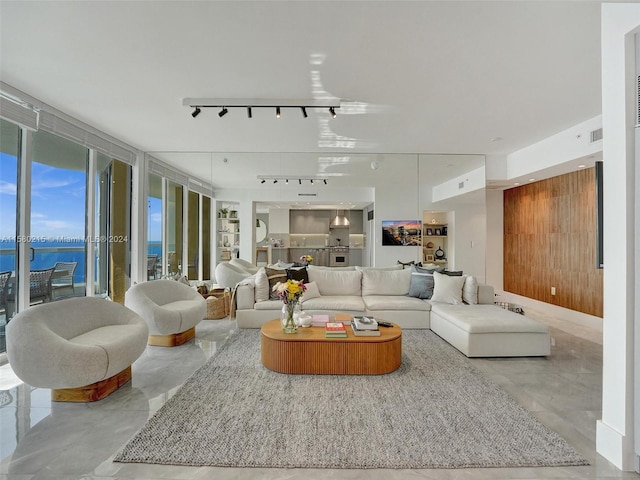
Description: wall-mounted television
382,220,422,246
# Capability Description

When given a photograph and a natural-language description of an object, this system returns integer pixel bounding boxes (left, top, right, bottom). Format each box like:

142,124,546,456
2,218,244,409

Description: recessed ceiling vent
590,128,603,143
297,193,317,197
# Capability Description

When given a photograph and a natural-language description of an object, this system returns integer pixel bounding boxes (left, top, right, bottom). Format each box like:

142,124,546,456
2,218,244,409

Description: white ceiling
0,1,603,192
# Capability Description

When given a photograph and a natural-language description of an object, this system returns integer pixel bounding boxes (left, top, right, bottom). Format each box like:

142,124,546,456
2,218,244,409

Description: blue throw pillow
408,266,436,299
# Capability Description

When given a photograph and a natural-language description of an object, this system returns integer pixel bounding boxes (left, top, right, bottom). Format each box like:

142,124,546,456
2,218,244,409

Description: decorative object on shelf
434,228,442,236
426,241,435,248
273,279,307,333
442,226,448,236
229,210,237,219
219,208,228,219
300,254,313,265
425,228,433,236
434,247,445,260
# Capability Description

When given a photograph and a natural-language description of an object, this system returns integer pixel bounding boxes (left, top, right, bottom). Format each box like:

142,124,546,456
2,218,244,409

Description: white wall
485,189,504,291
597,3,640,471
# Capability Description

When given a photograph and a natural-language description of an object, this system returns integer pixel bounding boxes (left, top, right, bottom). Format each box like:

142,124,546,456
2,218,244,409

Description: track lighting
183,98,341,119
256,175,328,185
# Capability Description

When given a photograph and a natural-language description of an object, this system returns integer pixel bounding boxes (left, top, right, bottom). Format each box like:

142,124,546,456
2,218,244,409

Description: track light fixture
183,98,341,119
257,175,329,185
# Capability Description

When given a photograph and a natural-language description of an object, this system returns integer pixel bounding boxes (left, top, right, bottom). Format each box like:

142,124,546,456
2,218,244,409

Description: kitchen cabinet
348,210,364,234
290,210,331,234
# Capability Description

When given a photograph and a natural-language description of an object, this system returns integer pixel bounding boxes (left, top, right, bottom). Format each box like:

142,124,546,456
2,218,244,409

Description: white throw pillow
431,271,467,305
462,275,478,304
300,281,321,302
254,267,269,302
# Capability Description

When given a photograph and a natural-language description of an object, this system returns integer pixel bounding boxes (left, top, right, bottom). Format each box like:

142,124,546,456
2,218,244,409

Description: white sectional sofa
234,265,551,357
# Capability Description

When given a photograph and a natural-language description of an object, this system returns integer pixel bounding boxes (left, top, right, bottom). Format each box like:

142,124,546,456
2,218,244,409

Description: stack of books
311,314,331,327
351,316,381,336
325,322,348,338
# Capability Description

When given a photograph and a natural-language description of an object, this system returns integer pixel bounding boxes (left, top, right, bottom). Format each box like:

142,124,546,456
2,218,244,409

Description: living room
0,1,639,478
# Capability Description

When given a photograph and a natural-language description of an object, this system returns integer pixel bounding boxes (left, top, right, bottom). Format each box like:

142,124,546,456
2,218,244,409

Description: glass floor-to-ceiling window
147,173,163,279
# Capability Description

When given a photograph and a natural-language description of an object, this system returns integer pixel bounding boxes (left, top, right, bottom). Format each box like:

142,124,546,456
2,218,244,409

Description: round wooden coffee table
260,319,402,375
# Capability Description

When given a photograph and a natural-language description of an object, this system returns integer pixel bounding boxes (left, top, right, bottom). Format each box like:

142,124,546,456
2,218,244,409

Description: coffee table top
260,319,402,343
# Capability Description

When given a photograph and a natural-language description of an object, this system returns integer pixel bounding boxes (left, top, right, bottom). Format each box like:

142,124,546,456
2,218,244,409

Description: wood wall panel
503,168,603,317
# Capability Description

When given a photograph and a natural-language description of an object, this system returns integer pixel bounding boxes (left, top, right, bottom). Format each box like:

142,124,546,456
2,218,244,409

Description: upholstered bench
430,303,550,357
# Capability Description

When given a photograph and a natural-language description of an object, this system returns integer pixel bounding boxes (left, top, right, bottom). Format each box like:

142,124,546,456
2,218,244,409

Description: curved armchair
214,261,254,289
229,258,260,274
125,279,206,347
6,297,148,402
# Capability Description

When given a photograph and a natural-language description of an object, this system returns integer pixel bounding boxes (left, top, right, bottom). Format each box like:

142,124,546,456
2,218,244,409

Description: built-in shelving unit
217,202,240,263
422,223,448,266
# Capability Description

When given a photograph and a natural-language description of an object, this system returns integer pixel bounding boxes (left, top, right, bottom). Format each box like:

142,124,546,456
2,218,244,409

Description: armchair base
148,326,196,347
52,366,132,403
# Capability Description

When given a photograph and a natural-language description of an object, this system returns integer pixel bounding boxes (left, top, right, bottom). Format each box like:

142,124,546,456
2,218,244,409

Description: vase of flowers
300,254,313,266
273,279,307,333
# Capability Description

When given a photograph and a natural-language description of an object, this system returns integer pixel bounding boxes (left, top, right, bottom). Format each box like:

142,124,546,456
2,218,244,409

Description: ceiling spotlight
273,179,278,184
247,107,252,118
260,179,266,184
276,107,281,118
218,107,228,117
299,179,302,185
285,178,289,184
301,107,308,118
323,179,327,185
310,179,314,184
191,107,201,118
329,107,336,118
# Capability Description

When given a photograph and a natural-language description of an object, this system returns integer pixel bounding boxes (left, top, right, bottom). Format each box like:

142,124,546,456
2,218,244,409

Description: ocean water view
0,239,162,283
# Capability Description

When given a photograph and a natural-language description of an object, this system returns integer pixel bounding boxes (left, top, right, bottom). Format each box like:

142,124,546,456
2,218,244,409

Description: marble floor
0,312,639,480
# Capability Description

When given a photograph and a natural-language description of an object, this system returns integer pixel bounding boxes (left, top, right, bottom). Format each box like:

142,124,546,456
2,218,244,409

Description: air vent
590,128,603,143
297,193,317,197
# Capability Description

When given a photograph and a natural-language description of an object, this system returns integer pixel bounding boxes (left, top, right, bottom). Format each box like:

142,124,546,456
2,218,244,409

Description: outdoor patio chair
51,261,77,299
0,270,11,316
28,267,55,305
147,254,159,280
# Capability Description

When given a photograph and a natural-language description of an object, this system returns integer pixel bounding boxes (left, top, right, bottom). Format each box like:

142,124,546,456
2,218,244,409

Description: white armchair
6,297,148,402
214,261,254,289
125,279,206,347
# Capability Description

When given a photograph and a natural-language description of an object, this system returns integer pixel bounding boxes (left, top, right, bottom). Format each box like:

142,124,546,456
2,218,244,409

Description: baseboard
596,419,637,471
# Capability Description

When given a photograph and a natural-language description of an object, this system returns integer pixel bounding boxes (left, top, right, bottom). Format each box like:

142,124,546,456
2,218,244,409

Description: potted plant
219,208,228,219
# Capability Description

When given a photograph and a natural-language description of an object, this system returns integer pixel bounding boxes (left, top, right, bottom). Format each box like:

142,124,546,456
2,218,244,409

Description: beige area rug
115,329,589,469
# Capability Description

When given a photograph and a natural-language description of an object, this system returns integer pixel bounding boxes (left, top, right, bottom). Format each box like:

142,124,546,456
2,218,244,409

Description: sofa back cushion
308,268,362,296
254,267,269,302
361,268,411,296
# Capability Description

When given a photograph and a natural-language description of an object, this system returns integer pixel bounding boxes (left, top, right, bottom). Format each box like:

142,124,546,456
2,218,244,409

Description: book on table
353,315,378,331
325,322,348,338
312,314,331,327
350,322,381,336
334,313,353,324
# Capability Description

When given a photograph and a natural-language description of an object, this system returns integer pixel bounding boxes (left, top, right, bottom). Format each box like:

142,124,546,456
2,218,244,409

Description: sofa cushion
408,265,435,299
355,265,403,271
363,295,431,311
431,271,467,305
265,267,288,300
462,276,479,304
254,268,269,302
430,304,549,334
308,265,356,271
300,281,321,302
308,268,362,296
415,265,445,274
253,299,284,311
301,296,365,312
361,268,411,296
287,266,309,283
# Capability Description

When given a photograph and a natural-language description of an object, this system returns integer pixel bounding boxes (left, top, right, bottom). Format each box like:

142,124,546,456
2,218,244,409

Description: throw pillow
397,260,415,269
276,260,295,269
443,270,464,276
300,281,321,302
462,275,479,304
408,269,435,299
431,271,467,304
254,267,269,302
414,265,445,275
265,267,288,300
287,266,309,283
